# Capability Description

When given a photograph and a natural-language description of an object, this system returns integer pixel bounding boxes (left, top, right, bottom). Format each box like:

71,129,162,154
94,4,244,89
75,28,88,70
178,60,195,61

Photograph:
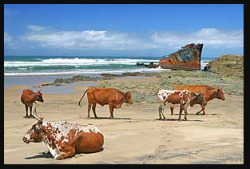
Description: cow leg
55,146,76,160
170,107,174,115
55,150,75,160
87,103,92,119
178,106,183,121
23,105,29,118
196,104,205,115
184,109,188,121
109,105,115,119
201,104,206,115
29,105,33,118
92,103,98,119
158,106,162,120
161,111,166,120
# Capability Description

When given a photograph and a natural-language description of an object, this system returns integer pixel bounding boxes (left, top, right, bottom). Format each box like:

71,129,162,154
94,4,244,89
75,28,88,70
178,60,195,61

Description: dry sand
4,78,243,164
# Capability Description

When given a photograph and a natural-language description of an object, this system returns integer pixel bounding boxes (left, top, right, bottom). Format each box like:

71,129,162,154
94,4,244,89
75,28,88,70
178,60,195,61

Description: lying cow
78,87,132,119
21,89,44,118
23,109,104,160
172,85,225,115
157,89,206,121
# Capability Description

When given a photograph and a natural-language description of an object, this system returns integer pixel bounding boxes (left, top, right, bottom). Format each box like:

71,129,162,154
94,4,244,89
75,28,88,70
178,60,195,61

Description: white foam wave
4,67,169,76
4,58,159,67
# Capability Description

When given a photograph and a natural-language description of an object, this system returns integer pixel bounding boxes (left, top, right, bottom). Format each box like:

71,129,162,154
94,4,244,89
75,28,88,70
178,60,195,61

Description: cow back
174,85,213,94
88,87,125,105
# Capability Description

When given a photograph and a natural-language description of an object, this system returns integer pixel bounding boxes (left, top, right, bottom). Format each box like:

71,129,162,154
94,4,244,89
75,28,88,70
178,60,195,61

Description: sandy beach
4,3,244,164
4,74,243,164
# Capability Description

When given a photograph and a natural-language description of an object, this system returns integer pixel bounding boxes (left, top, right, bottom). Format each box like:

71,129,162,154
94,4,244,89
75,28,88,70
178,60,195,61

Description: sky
4,4,244,57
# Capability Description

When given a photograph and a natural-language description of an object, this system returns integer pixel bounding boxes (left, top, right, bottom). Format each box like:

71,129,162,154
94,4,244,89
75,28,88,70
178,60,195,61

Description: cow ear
217,88,221,93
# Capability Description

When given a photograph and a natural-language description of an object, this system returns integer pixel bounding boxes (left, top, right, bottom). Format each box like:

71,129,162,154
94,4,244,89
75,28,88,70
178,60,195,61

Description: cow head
35,90,44,103
192,93,207,106
125,92,133,104
157,89,167,102
216,88,225,101
23,109,45,144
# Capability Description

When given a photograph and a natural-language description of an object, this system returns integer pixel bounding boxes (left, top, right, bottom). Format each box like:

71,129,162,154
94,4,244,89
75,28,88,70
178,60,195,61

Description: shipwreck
159,43,203,70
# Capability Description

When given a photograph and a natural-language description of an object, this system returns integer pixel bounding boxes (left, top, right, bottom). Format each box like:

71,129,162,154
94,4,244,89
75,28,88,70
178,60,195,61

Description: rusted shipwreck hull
159,43,203,70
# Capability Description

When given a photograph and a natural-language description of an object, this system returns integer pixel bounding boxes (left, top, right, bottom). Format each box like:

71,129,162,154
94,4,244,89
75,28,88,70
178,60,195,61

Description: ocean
4,56,212,77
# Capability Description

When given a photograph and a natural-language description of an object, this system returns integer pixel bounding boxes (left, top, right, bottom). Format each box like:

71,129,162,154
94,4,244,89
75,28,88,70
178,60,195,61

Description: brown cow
21,89,44,118
23,109,104,160
172,85,225,115
157,89,206,121
78,87,132,119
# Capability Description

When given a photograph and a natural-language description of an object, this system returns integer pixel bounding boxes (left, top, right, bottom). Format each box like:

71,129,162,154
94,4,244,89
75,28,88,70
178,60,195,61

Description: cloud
151,28,243,49
22,30,156,50
4,32,12,43
21,27,243,52
27,25,45,31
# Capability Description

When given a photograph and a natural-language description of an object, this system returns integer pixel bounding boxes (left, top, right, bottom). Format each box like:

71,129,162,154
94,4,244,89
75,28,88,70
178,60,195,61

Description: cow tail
78,89,89,107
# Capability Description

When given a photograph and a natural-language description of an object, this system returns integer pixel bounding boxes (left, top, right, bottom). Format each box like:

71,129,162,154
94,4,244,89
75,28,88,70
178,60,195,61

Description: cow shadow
171,113,220,116
89,117,131,120
25,153,52,159
25,149,104,159
155,118,204,122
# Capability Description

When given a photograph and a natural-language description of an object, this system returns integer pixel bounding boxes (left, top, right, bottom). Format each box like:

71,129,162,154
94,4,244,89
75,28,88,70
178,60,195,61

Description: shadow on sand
25,154,51,160
25,148,104,159
155,118,204,122
89,117,131,120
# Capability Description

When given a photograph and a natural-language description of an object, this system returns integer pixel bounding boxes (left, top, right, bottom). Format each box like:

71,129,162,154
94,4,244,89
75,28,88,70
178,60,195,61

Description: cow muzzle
23,137,30,144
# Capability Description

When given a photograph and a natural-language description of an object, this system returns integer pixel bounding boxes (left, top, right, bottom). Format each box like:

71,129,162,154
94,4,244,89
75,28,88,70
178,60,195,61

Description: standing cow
21,89,44,118
157,89,206,121
78,87,132,119
171,85,225,115
23,109,104,160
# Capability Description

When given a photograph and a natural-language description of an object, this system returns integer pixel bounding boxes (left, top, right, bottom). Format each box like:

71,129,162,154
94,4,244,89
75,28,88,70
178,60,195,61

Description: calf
173,85,225,115
23,109,104,160
21,89,44,118
157,89,206,121
78,87,132,119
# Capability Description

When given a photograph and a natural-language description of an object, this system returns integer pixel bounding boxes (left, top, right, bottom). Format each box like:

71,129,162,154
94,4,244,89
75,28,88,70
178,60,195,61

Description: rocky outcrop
204,55,243,80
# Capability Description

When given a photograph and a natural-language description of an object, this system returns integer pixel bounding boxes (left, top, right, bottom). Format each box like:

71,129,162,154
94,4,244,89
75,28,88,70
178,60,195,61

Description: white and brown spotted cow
157,89,206,121
23,110,104,160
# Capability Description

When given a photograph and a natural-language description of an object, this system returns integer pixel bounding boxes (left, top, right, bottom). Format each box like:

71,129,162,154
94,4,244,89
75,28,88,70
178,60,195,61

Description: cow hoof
87,116,91,119
56,156,63,160
23,116,29,118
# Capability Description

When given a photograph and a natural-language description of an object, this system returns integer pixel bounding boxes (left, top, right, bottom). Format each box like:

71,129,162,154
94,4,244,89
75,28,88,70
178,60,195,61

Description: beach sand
4,77,243,164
